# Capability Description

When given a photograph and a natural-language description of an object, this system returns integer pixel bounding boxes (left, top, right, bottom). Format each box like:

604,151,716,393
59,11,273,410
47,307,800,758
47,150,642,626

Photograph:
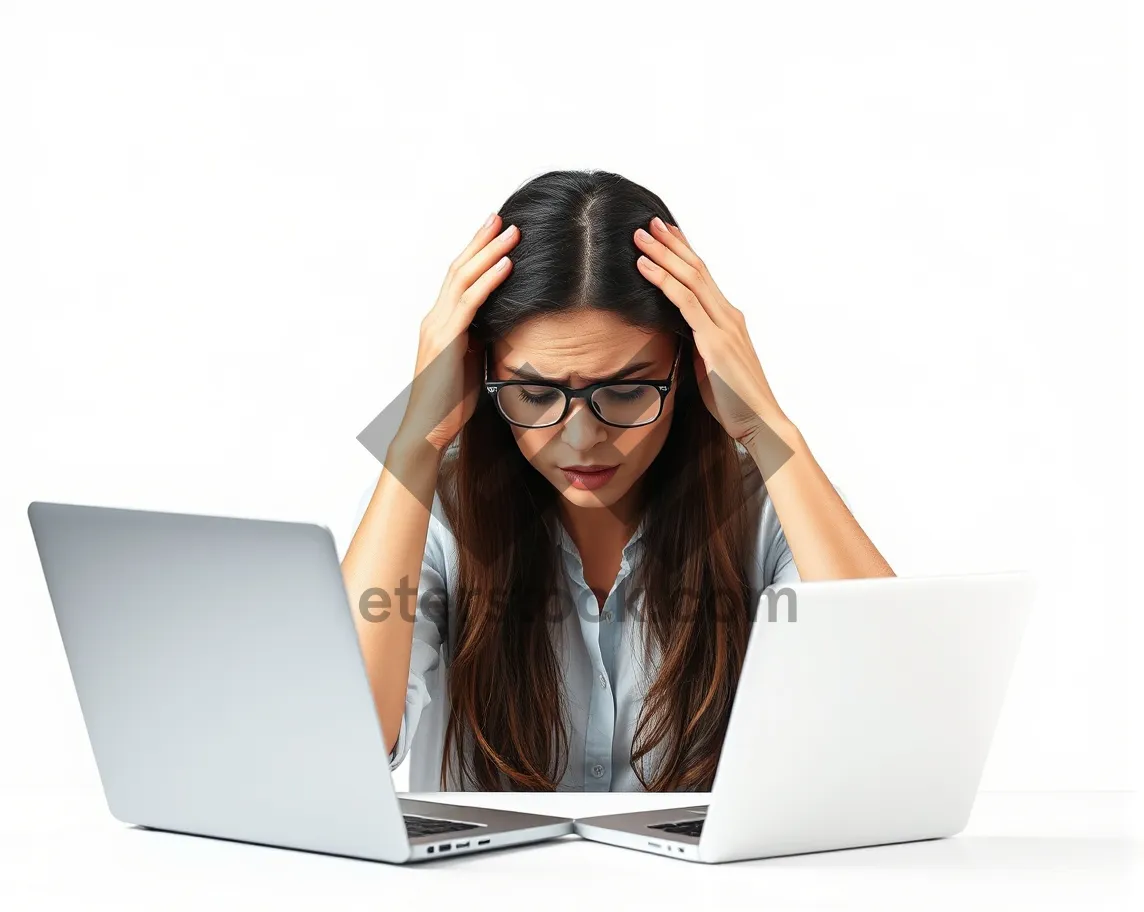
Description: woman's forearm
341,437,442,753
747,419,895,581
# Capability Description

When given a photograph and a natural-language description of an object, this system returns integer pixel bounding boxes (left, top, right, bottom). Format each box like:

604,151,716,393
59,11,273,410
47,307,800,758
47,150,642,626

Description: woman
342,169,894,793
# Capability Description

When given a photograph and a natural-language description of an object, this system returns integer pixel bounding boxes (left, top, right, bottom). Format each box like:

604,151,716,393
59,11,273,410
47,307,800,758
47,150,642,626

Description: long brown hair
436,170,759,791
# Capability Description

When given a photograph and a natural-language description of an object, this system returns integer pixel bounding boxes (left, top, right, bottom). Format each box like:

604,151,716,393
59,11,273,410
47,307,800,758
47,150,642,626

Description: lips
560,464,620,491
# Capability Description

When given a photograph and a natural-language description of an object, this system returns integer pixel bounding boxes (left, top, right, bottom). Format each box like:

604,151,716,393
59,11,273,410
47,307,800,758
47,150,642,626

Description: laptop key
648,819,704,837
403,814,479,837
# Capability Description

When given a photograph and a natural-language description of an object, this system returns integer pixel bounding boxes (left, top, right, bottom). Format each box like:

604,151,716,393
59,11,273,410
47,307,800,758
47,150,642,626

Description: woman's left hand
634,217,793,449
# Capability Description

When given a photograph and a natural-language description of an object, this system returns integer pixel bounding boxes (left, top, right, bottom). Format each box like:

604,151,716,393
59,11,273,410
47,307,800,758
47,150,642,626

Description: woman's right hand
395,213,519,456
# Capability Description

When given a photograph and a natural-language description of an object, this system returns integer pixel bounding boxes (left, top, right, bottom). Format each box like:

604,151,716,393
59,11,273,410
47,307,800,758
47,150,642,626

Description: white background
1,0,1140,814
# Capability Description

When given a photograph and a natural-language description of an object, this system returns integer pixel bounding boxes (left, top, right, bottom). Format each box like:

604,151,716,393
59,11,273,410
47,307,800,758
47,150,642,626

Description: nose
559,398,607,449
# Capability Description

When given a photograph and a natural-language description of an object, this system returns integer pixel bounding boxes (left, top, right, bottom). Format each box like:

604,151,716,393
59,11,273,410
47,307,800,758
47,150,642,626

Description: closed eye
514,387,561,406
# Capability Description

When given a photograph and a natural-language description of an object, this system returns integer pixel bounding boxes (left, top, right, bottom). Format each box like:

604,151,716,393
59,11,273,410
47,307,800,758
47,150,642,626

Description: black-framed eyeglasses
484,340,683,429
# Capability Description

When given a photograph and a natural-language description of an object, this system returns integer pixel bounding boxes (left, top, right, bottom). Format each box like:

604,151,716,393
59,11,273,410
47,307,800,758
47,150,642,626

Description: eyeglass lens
497,384,662,428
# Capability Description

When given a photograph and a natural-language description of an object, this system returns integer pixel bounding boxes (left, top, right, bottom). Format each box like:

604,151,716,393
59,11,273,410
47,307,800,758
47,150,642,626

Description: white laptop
27,501,572,863
575,571,1034,863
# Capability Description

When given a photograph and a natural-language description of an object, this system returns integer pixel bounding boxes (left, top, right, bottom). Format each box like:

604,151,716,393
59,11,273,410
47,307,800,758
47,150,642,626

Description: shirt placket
566,548,633,792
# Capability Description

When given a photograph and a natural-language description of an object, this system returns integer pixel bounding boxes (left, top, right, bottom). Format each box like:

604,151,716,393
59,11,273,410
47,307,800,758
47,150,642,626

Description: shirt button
591,764,605,779
602,610,613,622
598,673,608,689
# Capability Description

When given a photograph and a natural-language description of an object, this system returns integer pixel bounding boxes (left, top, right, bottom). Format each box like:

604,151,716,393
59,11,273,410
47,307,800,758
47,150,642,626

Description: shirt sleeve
350,476,450,772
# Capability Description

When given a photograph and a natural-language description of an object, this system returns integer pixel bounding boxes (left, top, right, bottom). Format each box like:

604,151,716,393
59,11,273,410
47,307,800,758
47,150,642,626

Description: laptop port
439,844,451,852
478,839,490,846
427,846,435,854
455,841,470,849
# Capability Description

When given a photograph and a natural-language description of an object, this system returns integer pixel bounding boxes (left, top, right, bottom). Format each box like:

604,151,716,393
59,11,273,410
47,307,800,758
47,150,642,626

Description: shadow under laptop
124,824,1139,874
127,824,571,868
736,835,1138,872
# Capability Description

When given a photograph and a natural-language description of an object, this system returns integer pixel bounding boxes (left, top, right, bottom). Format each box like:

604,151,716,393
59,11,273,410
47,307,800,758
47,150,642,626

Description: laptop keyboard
648,819,704,838
403,814,479,837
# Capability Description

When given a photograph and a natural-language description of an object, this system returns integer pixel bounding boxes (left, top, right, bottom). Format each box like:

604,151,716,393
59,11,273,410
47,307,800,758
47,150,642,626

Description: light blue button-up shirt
351,453,810,792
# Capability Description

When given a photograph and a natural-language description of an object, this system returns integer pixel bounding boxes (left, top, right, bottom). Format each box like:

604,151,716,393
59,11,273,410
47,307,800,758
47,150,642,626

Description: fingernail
652,216,667,232
636,228,653,242
484,212,497,228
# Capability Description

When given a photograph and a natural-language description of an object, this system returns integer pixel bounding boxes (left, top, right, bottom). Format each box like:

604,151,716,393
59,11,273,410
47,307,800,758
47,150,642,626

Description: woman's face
488,310,679,512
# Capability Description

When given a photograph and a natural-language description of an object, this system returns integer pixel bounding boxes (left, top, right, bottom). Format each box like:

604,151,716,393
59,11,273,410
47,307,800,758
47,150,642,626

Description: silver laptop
27,500,572,863
575,571,1034,863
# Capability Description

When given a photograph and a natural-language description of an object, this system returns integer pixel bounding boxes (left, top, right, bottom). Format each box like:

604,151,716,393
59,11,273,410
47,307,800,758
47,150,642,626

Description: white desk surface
1,786,1139,910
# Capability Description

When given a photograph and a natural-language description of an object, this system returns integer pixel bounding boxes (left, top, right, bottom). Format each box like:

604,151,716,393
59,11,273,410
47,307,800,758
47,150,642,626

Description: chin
559,488,623,508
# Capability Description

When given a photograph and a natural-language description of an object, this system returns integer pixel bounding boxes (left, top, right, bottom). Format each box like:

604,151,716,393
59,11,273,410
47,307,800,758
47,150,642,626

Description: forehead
490,311,674,378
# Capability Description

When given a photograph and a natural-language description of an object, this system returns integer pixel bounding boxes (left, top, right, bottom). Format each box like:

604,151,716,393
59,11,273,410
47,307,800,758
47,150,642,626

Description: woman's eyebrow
507,360,657,384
